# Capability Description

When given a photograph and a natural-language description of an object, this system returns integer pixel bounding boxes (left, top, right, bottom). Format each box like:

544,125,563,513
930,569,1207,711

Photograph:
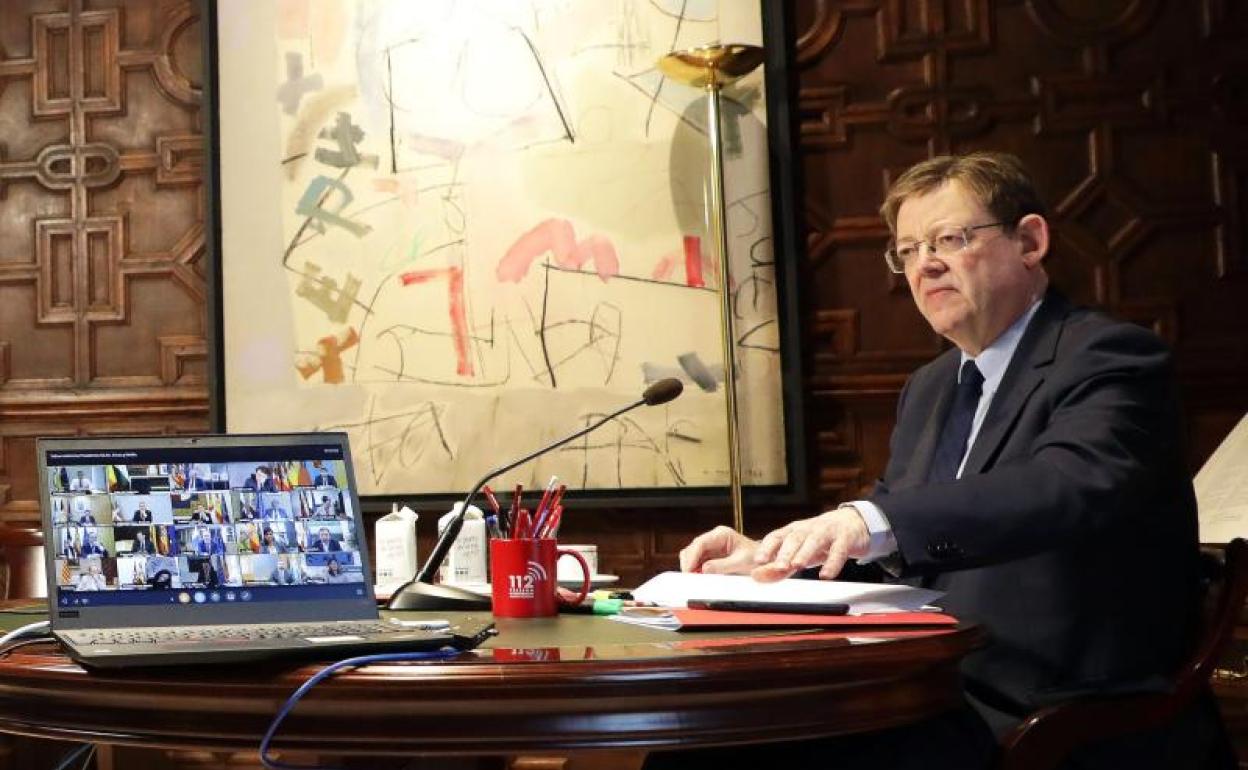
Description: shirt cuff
841,500,897,563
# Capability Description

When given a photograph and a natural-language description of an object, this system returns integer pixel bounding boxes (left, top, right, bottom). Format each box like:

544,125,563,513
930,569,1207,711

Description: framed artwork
206,0,806,506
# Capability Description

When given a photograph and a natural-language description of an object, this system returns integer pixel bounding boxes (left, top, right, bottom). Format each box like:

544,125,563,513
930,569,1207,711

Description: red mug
490,538,590,618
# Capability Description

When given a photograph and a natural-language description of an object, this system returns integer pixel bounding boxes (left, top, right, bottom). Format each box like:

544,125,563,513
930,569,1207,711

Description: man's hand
751,507,871,582
678,525,760,575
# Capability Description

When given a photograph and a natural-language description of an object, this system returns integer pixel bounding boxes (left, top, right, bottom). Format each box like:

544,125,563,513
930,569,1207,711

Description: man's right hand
678,525,761,575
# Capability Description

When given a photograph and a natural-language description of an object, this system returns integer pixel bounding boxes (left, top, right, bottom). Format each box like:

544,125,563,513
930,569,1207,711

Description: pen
686,600,851,615
592,590,634,601
538,506,561,539
533,476,558,526
559,599,623,616
535,484,566,536
547,484,567,514
482,485,502,517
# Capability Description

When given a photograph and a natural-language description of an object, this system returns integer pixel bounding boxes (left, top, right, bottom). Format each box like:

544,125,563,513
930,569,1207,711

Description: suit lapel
898,352,961,489
963,289,1069,476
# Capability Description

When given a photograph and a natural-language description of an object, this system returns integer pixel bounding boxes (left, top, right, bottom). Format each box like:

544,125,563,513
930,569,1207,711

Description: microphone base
386,581,492,611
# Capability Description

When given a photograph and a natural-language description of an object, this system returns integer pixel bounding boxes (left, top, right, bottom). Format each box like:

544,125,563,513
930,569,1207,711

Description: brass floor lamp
658,44,764,534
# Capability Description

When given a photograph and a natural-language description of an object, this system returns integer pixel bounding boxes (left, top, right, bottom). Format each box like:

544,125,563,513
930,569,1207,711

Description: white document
1195,413,1248,544
631,572,943,614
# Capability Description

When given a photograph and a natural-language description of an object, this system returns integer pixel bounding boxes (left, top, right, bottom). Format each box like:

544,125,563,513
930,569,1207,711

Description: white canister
436,504,487,585
374,503,419,589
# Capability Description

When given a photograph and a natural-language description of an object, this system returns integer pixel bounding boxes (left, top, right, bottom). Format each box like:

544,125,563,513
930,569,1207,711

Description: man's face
895,181,1043,354
319,529,331,542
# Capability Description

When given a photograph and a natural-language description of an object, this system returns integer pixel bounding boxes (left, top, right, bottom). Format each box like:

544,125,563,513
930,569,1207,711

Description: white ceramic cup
556,544,599,579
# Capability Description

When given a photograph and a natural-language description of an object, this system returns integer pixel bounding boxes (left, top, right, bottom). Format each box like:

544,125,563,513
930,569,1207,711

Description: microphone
386,378,685,610
640,377,684,406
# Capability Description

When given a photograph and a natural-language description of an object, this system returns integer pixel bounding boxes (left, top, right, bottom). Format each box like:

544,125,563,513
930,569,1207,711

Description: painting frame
203,0,808,512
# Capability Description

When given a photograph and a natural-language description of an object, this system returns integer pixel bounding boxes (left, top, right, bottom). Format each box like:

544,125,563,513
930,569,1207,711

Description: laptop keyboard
64,621,407,646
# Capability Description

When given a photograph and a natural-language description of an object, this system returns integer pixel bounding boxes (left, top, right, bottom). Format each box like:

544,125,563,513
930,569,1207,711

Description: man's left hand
751,507,871,582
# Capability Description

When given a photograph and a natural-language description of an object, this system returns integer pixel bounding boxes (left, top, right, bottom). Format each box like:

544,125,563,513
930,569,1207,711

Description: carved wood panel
0,0,209,544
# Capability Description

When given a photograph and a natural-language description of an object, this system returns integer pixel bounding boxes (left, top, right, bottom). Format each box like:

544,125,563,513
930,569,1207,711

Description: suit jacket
869,289,1201,723
271,567,299,585
245,477,277,493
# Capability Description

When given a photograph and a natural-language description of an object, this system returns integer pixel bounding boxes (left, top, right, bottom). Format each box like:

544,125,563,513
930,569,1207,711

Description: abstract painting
213,0,795,499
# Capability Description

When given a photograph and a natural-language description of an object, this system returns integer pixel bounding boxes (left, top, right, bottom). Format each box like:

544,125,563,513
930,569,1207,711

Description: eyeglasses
884,222,1008,273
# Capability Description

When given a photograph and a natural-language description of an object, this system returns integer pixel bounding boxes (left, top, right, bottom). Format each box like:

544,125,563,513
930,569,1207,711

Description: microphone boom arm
408,396,646,586
383,378,681,611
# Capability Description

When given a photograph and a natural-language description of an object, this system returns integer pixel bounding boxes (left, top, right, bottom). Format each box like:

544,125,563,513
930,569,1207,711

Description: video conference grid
51,459,367,604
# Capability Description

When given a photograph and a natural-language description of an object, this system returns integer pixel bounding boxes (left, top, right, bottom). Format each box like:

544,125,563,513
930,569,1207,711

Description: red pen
534,476,557,519
515,508,531,539
540,505,562,539
482,485,502,517
547,484,567,515
532,483,566,538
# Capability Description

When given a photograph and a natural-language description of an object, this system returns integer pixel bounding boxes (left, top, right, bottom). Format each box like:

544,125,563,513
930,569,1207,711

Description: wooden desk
0,609,983,770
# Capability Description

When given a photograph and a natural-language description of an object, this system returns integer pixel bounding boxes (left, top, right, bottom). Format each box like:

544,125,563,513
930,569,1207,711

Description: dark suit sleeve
873,322,1186,575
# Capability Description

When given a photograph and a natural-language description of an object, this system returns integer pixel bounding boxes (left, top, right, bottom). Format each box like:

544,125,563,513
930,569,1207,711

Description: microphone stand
386,397,648,611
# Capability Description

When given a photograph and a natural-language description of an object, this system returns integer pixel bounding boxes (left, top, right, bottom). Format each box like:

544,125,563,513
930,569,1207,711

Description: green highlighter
560,599,623,616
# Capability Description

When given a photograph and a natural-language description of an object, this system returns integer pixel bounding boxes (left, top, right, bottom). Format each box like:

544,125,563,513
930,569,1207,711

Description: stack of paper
631,572,942,614
1195,413,1248,545
609,606,957,632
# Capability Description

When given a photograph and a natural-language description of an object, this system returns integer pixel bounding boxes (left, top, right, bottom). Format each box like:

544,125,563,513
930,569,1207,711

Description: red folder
664,609,957,631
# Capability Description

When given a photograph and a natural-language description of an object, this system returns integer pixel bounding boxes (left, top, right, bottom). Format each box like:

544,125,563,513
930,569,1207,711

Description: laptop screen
38,433,380,628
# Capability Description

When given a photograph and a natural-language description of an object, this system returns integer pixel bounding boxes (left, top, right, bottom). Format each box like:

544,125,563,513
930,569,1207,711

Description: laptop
37,433,494,669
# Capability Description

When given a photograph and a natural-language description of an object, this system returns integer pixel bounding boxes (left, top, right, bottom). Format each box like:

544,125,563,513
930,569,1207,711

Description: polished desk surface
0,603,984,759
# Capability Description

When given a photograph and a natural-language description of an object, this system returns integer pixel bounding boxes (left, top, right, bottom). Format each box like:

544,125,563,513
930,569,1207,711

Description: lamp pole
658,44,764,534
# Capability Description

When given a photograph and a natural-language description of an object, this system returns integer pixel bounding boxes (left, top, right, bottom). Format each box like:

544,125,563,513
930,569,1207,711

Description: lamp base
386,581,492,611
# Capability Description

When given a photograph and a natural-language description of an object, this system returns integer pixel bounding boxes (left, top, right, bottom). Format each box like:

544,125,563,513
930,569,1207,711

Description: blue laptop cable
259,648,461,770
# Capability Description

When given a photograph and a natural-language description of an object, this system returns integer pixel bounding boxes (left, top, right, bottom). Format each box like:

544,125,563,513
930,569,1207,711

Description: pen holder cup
490,538,590,618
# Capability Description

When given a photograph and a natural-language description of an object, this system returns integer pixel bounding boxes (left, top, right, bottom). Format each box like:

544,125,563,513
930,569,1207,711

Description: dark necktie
927,359,984,482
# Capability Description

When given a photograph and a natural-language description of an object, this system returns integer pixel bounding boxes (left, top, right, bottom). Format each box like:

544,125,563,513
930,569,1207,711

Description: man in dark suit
307,526,342,553
672,153,1219,769
79,530,109,558
244,466,277,493
129,529,156,555
270,555,300,585
131,501,154,522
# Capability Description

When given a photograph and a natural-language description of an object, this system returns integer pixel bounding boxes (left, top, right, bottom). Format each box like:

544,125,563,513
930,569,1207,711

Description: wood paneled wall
0,0,209,592
0,0,1245,597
